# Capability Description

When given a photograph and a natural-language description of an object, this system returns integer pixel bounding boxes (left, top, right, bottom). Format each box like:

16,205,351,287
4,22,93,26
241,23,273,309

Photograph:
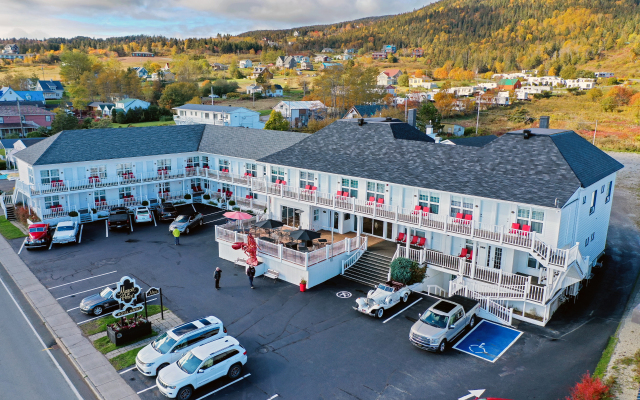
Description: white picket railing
424,284,448,297
450,280,513,325
342,236,369,274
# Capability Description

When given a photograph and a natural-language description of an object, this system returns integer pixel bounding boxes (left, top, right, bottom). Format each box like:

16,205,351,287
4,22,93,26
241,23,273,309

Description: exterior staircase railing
341,236,368,274
449,279,513,325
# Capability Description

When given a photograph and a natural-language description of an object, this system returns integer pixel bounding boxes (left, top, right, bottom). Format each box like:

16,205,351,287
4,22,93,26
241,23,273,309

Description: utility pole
593,120,598,145
210,86,214,105
475,94,483,136
17,99,25,138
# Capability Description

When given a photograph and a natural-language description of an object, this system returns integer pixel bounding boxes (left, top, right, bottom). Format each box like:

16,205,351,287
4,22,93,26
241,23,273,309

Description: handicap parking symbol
336,291,352,298
453,320,523,363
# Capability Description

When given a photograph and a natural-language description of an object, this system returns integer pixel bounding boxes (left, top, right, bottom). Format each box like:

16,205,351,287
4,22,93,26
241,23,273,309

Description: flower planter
107,320,152,346
300,283,306,292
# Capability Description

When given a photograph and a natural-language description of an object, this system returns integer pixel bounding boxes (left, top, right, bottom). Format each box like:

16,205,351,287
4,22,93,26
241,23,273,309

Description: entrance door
362,217,385,237
485,246,503,269
333,211,339,230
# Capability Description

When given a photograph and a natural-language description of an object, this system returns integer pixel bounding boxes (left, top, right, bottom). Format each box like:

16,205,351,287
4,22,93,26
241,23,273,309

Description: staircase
342,251,392,287
5,204,16,221
78,210,92,224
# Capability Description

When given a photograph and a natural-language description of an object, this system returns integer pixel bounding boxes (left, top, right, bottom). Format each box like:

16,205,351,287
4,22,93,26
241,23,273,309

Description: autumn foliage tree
565,373,611,400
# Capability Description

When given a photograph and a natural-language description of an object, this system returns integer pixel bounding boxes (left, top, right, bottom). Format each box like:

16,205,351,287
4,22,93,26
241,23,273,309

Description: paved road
0,264,95,400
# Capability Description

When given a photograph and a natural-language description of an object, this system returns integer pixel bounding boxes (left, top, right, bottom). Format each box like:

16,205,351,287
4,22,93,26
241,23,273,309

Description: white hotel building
4,119,623,326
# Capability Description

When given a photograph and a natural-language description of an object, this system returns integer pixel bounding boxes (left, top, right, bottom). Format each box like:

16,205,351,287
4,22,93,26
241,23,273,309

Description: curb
0,235,140,400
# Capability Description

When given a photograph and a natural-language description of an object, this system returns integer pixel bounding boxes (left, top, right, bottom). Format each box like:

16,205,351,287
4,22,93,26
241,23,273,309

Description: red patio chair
413,205,422,215
276,179,282,184
509,223,520,234
455,212,464,221
377,198,384,206
521,225,531,236
311,186,317,191
396,233,406,243
336,190,343,197
197,186,202,192
422,207,430,216
342,192,349,197
464,214,472,224
459,248,468,258
368,196,375,203
217,189,221,192
467,250,473,260
417,237,426,247
410,236,419,245
305,185,311,190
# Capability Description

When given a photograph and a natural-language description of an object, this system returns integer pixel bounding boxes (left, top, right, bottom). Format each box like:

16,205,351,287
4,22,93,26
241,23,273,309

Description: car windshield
177,352,203,375
377,284,393,292
137,210,149,215
57,225,75,231
175,215,189,223
420,310,449,329
29,227,45,232
151,332,177,354
99,288,113,298
163,205,175,212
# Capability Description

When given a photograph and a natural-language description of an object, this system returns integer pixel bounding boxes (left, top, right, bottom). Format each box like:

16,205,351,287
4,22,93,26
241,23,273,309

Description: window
204,113,210,120
517,207,544,233
44,195,60,209
591,232,595,241
281,206,302,227
313,209,319,221
219,159,230,172
493,247,502,269
186,156,200,168
582,196,586,204
527,254,540,269
200,357,214,370
119,187,132,199
605,182,612,203
190,178,202,190
589,190,597,215
94,190,106,203
202,156,209,168
271,166,285,183
157,159,171,172
300,171,315,189
341,178,358,198
40,169,59,185
450,196,472,217
366,182,385,201
159,182,170,193
213,349,240,365
418,191,440,214
28,168,34,185
0,117,3,123
116,163,132,177
245,163,257,177
45,116,51,122
585,237,590,246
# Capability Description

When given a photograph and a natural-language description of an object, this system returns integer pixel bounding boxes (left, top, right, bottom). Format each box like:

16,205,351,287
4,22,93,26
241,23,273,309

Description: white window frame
89,165,107,179
44,195,60,209
40,169,59,185
300,171,315,189
187,156,200,168
245,163,257,177
419,191,440,214
341,178,358,198
116,162,132,177
589,190,597,215
94,190,106,203
366,181,385,201
450,196,472,217
28,167,34,185
219,159,230,172
119,187,132,199
605,181,612,204
202,156,209,168
516,206,544,233
271,166,285,183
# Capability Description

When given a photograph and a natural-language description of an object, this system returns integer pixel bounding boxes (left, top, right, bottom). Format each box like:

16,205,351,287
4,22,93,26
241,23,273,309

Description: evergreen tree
264,111,290,131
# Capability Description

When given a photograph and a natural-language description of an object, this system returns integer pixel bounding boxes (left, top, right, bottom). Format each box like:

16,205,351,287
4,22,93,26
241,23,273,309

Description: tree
50,110,79,134
586,88,603,102
158,82,199,109
416,102,443,132
565,372,611,400
389,257,426,285
398,74,409,87
601,97,617,112
69,84,90,110
560,65,577,80
90,119,112,129
59,51,92,83
388,54,397,63
264,110,290,131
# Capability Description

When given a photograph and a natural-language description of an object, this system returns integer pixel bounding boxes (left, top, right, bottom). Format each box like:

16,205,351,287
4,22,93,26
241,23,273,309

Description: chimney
539,116,550,129
523,129,531,139
425,124,434,138
358,118,365,126
385,117,393,122
435,137,442,143
407,108,417,127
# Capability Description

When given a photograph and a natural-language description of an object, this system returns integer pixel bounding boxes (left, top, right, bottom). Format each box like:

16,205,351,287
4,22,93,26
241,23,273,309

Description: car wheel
402,292,409,303
469,315,477,329
227,363,242,379
176,386,193,400
93,306,103,316
185,228,190,235
438,340,447,353
156,363,169,375
376,308,384,319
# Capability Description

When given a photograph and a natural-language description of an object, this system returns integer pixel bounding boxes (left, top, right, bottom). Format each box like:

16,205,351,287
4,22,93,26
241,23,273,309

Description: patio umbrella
223,211,253,220
289,229,321,242
254,219,284,230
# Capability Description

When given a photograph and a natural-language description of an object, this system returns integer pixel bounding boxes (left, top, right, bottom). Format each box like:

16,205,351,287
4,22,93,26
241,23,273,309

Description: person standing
173,228,180,245
214,267,221,290
247,265,256,289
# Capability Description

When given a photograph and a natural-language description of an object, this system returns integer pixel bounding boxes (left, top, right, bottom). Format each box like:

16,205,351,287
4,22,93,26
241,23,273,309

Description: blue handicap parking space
453,320,523,363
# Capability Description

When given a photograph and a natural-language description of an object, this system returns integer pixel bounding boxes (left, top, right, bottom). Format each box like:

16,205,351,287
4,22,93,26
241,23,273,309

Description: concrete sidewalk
0,235,139,400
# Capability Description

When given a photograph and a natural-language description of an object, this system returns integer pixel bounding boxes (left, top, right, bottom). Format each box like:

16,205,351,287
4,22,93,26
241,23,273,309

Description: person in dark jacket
247,265,256,289
214,267,221,290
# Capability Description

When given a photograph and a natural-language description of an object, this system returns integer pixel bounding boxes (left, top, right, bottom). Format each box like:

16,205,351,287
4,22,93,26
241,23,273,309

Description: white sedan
134,207,153,223
52,221,79,244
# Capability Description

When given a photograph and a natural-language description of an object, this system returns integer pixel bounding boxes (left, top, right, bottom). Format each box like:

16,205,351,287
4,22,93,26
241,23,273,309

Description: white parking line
105,220,109,238
195,374,251,400
267,395,280,400
137,385,156,394
66,306,80,312
78,225,83,244
48,239,54,250
55,282,118,300
203,217,227,225
383,298,422,324
47,271,118,290
130,216,133,232
77,314,108,325
0,277,84,400
18,238,26,254
202,211,224,217
119,366,137,374
192,204,197,213
152,211,157,227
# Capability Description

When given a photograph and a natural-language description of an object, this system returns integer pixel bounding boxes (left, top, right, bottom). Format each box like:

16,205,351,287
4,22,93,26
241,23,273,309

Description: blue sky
3,0,429,39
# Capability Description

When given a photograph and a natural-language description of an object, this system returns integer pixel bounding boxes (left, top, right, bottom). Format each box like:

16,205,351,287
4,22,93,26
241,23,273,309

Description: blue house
0,87,46,104
383,45,397,54
36,80,64,99
132,67,148,78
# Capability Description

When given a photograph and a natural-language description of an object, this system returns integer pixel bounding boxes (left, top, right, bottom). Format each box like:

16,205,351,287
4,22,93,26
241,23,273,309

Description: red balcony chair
224,169,230,173
522,225,531,235
410,236,419,245
305,185,311,191
311,186,317,191
422,207,431,216
336,190,343,197
276,179,282,185
377,198,384,206
459,248,468,258
455,212,464,221
246,195,252,199
101,201,107,206
509,223,520,234
412,205,422,215
197,186,202,192
342,191,349,197
467,249,473,260
217,189,221,192
464,214,472,224
368,196,375,204
191,185,197,191
417,237,427,247
203,165,209,169
396,233,406,243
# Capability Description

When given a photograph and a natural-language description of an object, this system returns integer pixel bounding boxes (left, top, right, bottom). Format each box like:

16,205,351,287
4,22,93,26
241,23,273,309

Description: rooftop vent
539,116,550,129
523,129,532,139
385,117,393,122
358,118,365,126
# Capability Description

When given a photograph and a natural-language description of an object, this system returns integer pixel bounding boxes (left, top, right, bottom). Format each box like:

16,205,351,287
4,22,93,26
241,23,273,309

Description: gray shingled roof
448,135,498,147
173,104,257,114
199,125,309,160
259,121,623,208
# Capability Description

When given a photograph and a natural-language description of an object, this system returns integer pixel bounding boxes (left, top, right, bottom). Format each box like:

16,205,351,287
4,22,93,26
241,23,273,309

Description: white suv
157,337,247,399
134,206,153,223
136,317,226,376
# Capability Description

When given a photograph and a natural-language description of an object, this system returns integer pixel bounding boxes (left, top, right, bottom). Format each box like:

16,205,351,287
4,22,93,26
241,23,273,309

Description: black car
158,202,178,221
79,286,144,316
108,207,131,231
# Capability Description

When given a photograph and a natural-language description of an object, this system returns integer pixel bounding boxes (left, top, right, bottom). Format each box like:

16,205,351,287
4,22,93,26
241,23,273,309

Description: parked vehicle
409,295,480,353
108,207,131,231
134,206,153,223
136,317,227,377
354,281,418,318
52,220,79,244
168,212,203,234
158,202,178,222
156,336,247,399
80,286,145,316
25,223,52,249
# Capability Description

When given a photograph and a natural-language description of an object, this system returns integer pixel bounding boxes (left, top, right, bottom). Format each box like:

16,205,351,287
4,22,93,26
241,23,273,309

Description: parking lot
4,197,640,400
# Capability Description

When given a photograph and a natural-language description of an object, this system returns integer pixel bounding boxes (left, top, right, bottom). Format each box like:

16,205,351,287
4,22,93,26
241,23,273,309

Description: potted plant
184,194,192,200
141,200,149,206
106,314,152,345
300,279,307,292
203,194,211,200
161,198,166,203
68,211,79,217
91,208,97,214
229,200,236,206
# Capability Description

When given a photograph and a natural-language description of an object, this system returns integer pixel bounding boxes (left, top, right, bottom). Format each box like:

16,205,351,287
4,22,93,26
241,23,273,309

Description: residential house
300,61,314,71
371,52,387,60
1,138,46,168
88,102,114,116
251,66,273,80
409,77,436,89
132,67,148,78
344,49,355,54
447,86,481,97
321,63,342,70
565,79,595,90
383,45,397,54
292,55,310,63
377,69,402,86
314,55,330,63
595,72,614,78
162,63,171,71
36,80,64,100
211,63,229,71
173,104,264,129
114,99,150,113
0,87,45,104
526,76,565,87
239,59,253,69
131,51,154,57
246,84,263,95
246,84,283,97
149,70,175,82
276,56,297,69
293,31,300,37
412,48,424,57
439,123,465,136
272,101,327,128
336,54,353,61
478,82,498,90
382,85,396,95
343,105,389,119
3,44,19,54
11,120,623,327
321,48,334,53
498,79,522,91
0,105,55,138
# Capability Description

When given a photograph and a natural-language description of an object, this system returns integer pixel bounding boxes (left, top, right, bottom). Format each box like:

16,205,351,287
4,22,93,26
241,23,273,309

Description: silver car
168,212,203,235
52,220,79,244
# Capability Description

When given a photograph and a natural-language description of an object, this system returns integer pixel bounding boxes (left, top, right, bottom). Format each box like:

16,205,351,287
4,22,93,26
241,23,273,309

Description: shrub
159,115,173,122
565,372,612,400
229,200,236,206
232,207,240,211
15,206,31,225
389,257,426,285
91,208,97,213
0,160,6,170
68,211,79,217
141,200,149,206
203,194,211,200
184,194,192,200
161,198,166,203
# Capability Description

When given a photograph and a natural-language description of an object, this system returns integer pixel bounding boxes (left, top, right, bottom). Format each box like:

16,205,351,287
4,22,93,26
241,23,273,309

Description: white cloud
1,0,427,38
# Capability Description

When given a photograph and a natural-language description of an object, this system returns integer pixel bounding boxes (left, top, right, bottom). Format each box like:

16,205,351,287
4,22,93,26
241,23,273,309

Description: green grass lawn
0,148,5,156
0,216,26,240
258,109,272,116
110,121,175,128
594,336,618,378
109,345,146,370
93,332,157,354
80,305,168,336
